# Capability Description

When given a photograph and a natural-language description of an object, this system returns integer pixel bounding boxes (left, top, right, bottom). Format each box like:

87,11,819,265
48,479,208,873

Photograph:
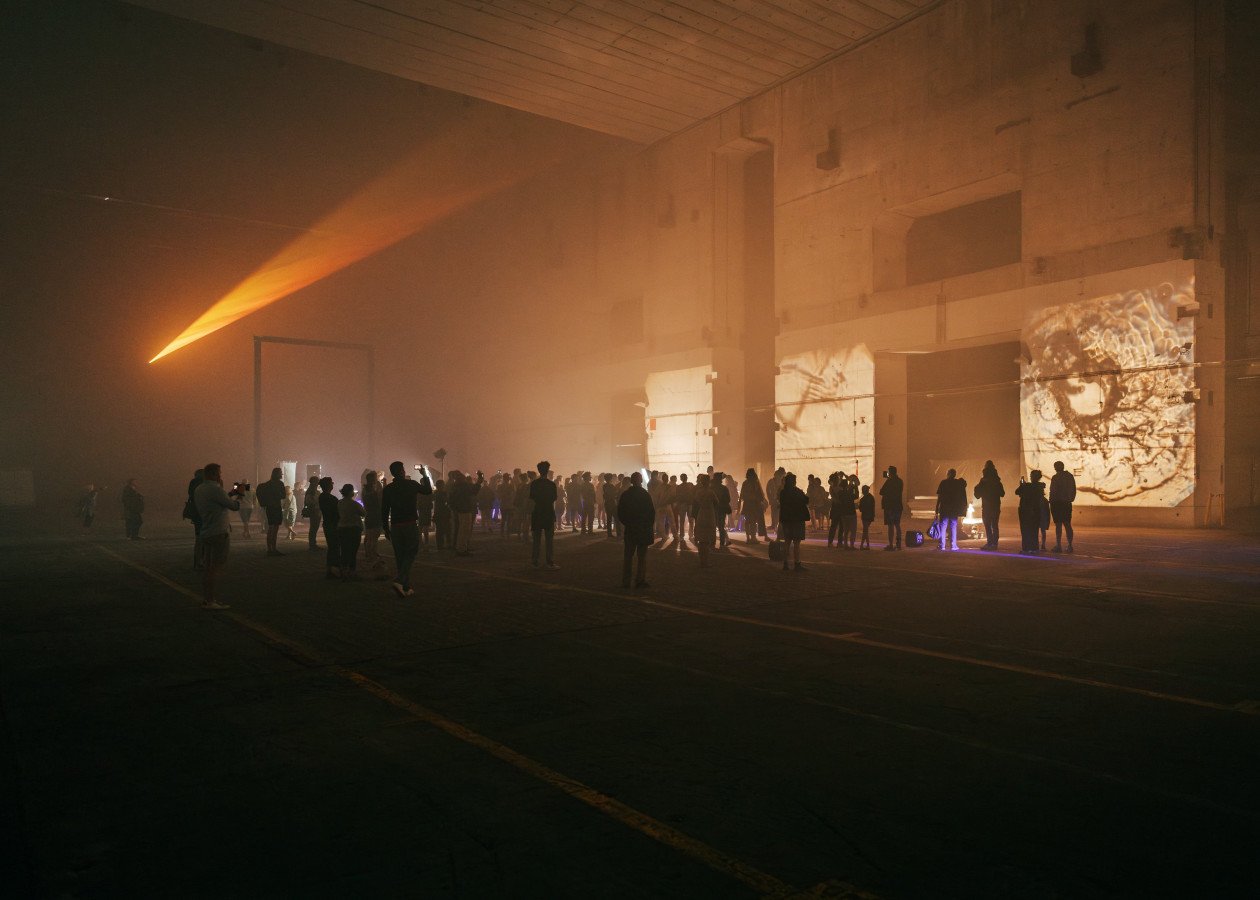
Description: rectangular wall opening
905,342,1021,500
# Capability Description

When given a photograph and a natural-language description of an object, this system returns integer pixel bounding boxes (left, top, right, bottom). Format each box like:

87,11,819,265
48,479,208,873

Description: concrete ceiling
128,0,941,144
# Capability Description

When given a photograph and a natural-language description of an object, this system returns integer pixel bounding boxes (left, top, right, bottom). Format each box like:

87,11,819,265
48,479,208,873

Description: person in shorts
777,472,811,571
1049,460,1077,553
193,463,240,610
879,465,904,550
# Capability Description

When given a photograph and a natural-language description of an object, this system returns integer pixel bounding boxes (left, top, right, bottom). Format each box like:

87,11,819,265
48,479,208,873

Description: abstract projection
644,366,713,477
1020,280,1196,506
775,345,875,483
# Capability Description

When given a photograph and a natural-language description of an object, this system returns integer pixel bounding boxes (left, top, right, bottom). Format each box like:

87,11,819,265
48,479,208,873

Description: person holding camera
193,463,239,609
879,466,904,550
382,461,431,597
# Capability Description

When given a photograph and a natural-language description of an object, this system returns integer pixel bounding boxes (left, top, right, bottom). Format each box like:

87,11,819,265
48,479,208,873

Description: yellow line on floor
420,560,1259,718
95,544,805,898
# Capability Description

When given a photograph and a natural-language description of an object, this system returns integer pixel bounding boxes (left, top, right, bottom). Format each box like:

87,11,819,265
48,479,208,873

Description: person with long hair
974,460,1005,550
691,473,719,567
739,468,767,543
361,469,384,568
1015,469,1046,554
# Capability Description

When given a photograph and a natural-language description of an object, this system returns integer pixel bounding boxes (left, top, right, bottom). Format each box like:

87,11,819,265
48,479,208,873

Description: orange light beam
150,113,571,363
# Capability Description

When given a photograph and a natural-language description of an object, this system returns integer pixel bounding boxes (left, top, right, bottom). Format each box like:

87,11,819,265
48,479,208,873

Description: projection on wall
775,344,875,482
644,365,713,477
1020,280,1196,506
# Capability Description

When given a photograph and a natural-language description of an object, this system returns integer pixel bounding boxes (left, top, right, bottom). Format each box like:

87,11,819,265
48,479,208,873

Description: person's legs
947,516,959,550
622,540,635,586
201,534,229,608
192,522,204,570
340,530,361,576
308,510,321,550
532,526,543,566
893,517,902,549
697,539,709,567
634,543,648,585
861,521,870,548
1064,512,1074,550
393,524,419,591
544,523,555,565
323,526,339,575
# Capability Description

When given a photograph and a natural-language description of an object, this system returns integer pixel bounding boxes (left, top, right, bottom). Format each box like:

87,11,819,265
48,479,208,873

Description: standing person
478,477,497,533
580,473,597,535
601,474,619,540
513,473,530,541
1039,490,1051,551
236,482,255,539
337,484,365,580
879,466,904,551
690,474,719,567
807,475,827,530
1049,460,1077,553
79,484,99,529
432,479,451,550
723,472,740,534
381,461,431,597
302,475,322,551
417,469,435,552
767,468,785,532
673,473,695,547
858,485,875,549
122,478,145,540
281,485,297,541
451,470,484,556
255,467,286,557
778,473,810,571
935,468,968,551
496,473,516,538
361,470,384,568
739,468,767,543
185,469,204,569
529,460,560,569
712,472,732,548
843,475,860,549
1015,470,1046,554
193,463,239,610
618,471,654,588
974,461,1005,550
317,477,340,579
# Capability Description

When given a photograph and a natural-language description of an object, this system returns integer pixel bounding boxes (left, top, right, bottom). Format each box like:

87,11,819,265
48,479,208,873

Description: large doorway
906,342,1021,499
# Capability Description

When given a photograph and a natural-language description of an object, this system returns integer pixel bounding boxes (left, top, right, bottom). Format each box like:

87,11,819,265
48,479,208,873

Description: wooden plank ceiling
128,0,939,143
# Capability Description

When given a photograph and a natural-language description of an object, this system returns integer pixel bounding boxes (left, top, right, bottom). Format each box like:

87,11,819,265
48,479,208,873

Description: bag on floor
905,530,924,547
767,539,786,561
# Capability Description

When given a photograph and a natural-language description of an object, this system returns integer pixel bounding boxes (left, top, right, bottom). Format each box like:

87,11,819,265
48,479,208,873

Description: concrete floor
2,519,1259,898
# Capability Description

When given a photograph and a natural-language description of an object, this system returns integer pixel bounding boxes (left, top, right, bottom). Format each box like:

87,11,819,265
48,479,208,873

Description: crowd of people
174,458,1079,609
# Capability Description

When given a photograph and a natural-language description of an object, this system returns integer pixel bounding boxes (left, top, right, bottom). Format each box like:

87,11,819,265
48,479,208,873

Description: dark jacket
879,475,904,511
974,473,1005,510
529,477,558,527
778,485,810,524
1015,480,1046,510
616,485,655,546
450,476,482,514
318,491,339,529
936,477,968,518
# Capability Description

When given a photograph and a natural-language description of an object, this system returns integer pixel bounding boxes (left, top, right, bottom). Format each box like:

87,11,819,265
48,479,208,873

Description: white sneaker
390,582,404,597
545,562,560,570
403,588,415,597
201,601,230,610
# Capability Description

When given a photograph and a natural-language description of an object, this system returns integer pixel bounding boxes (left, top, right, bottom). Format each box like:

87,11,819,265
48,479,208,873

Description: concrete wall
426,0,1252,526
